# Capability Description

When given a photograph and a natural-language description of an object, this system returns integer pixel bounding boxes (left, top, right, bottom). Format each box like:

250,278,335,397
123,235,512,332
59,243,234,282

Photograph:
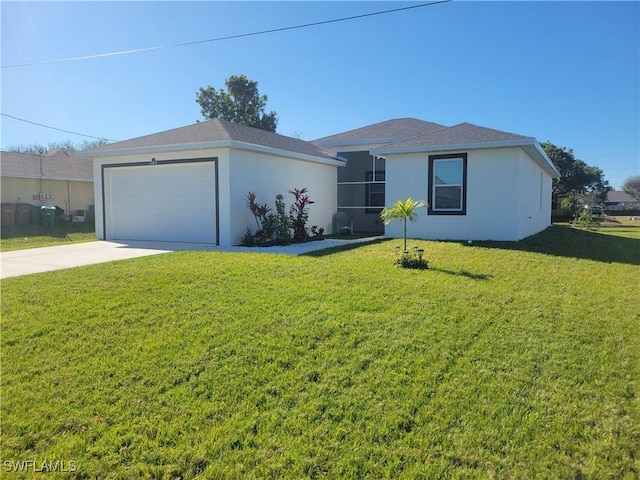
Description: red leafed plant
289,188,314,242
246,192,271,231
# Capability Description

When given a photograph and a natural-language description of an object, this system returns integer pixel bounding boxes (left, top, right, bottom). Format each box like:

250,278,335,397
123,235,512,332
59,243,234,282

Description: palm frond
380,197,427,225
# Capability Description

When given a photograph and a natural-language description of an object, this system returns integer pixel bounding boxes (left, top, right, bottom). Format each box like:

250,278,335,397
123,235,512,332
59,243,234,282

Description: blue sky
1,1,638,189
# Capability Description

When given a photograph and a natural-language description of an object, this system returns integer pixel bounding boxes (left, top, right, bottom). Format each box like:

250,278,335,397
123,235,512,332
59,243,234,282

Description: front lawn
1,226,638,478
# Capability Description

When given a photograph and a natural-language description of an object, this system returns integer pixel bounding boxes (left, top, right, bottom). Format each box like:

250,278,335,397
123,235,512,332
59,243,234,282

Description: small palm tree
380,197,427,252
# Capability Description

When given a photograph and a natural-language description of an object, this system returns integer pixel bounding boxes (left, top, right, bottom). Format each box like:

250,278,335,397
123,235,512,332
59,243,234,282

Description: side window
428,153,467,215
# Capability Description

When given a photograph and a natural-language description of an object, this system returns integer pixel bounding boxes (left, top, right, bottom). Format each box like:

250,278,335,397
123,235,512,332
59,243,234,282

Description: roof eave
524,141,560,178
371,138,560,178
228,140,345,166
1,173,93,181
370,138,534,155
76,140,232,158
78,140,344,167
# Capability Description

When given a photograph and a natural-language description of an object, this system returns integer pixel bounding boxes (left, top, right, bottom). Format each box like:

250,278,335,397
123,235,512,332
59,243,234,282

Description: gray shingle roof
379,122,532,149
368,121,559,179
82,118,335,160
606,190,639,203
312,118,447,145
0,149,93,181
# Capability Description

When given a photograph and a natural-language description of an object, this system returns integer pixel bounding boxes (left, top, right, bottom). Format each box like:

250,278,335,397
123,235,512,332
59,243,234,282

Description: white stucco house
78,119,343,246
79,117,558,245
369,122,560,241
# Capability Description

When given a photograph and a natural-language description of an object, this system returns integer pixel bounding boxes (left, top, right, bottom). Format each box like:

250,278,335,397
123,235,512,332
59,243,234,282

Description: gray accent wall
337,151,385,234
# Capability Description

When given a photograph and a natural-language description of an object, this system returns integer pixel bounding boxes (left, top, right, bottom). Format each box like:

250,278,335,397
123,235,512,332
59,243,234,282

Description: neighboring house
605,190,640,211
78,119,343,246
0,149,94,224
316,118,559,241
313,118,446,234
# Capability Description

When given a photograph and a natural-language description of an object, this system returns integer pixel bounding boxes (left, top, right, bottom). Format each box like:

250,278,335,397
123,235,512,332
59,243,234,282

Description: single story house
78,119,343,246
80,117,558,245
605,190,640,211
315,119,560,241
1,149,94,225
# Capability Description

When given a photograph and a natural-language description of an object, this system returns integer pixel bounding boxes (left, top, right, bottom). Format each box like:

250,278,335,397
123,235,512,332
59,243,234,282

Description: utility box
40,205,56,227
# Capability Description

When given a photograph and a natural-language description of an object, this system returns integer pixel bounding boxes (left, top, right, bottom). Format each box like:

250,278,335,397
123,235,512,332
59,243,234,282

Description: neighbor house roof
312,118,447,147
370,122,560,178
0,149,93,181
78,119,341,165
606,190,639,204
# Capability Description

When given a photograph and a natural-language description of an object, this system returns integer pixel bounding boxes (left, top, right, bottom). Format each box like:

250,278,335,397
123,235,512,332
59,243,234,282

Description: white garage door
105,161,217,243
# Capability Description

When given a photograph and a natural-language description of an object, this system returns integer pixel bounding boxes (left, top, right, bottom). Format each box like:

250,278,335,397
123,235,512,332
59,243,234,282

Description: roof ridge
452,121,532,138
375,123,452,149
312,118,448,144
211,117,310,144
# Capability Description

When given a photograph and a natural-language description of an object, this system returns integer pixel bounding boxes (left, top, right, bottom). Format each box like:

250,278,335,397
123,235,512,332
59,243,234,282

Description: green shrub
272,194,291,245
241,228,255,247
574,209,595,228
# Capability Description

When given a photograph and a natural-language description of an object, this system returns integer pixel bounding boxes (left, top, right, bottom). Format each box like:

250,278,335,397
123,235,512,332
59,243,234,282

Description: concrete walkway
0,237,383,279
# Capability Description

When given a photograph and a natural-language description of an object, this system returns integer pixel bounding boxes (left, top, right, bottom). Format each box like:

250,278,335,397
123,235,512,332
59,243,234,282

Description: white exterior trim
79,140,344,167
0,173,92,182
372,139,559,179
370,138,536,155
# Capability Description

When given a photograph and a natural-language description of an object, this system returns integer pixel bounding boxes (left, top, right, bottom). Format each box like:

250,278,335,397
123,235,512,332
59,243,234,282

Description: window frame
364,170,385,214
428,153,467,215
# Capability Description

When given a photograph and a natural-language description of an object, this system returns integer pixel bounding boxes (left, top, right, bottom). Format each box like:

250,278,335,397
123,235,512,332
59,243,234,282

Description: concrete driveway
1,237,382,279
0,241,201,279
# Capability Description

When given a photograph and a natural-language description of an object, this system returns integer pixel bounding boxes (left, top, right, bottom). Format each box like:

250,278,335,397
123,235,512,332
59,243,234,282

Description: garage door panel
106,162,216,243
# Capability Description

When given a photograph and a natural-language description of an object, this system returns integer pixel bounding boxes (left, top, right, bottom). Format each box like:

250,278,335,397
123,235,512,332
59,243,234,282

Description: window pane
434,159,462,185
370,184,384,194
434,186,462,210
370,193,385,207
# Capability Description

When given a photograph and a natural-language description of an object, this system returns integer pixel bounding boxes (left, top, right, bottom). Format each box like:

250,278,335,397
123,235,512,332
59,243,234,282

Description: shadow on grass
300,238,386,257
471,225,640,266
429,267,492,280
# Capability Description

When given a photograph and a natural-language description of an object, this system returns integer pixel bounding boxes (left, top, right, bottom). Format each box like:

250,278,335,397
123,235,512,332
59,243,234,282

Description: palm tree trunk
403,218,407,252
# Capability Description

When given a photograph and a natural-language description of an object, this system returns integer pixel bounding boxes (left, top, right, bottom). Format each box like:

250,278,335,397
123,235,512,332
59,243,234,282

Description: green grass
0,223,96,252
588,217,640,240
1,226,638,478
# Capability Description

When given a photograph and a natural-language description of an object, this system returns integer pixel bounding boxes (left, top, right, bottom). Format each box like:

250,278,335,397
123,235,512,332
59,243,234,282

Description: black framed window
428,153,467,215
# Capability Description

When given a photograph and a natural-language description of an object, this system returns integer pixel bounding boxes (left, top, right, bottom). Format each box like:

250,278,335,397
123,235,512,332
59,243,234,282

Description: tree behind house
196,75,278,132
6,139,110,154
621,175,640,202
541,141,610,210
